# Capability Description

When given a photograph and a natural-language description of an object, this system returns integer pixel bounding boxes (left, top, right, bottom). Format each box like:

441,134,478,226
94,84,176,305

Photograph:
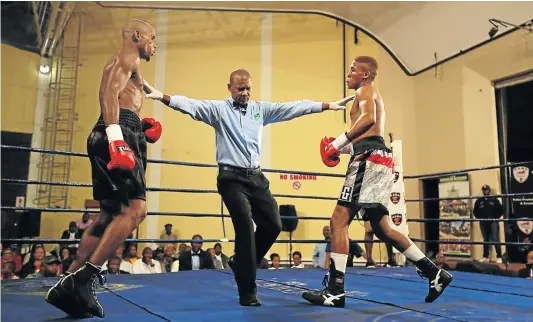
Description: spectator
3,246,22,272
178,243,187,256
76,212,94,233
207,248,223,269
292,251,305,268
213,242,229,269
154,247,169,272
20,245,46,278
178,234,214,271
1,261,19,280
126,244,140,264
435,252,451,270
26,256,60,278
103,256,130,275
59,247,73,274
325,239,367,269
185,245,192,252
159,223,178,249
101,245,133,273
61,221,82,252
269,253,282,269
518,250,533,279
133,247,162,274
312,226,331,268
473,184,504,263
1,247,20,273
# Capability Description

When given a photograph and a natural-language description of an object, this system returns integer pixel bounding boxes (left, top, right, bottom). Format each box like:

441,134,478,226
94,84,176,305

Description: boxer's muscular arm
99,54,137,126
345,86,376,140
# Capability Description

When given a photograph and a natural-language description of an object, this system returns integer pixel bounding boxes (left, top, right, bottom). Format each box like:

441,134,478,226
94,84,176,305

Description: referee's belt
219,165,261,177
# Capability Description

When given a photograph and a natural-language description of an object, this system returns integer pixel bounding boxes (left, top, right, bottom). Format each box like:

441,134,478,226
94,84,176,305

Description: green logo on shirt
254,113,260,120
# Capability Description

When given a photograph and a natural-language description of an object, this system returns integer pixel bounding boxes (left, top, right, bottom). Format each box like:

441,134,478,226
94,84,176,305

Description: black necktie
233,101,248,115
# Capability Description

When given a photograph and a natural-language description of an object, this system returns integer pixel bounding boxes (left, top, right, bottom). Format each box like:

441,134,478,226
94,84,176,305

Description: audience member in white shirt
291,251,305,268
102,256,130,275
132,247,162,274
269,253,283,270
312,226,331,268
101,245,133,273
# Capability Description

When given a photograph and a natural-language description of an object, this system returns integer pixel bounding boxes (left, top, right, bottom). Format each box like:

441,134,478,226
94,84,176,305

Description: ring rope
1,237,530,246
404,161,533,179
0,238,385,244
0,206,330,220
0,145,344,178
1,178,338,200
5,178,531,202
3,206,530,223
408,218,532,223
406,192,533,202
5,144,530,180
410,238,530,246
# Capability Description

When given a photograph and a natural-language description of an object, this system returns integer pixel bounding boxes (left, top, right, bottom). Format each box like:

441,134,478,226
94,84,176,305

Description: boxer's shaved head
122,19,154,39
228,69,252,105
121,19,157,62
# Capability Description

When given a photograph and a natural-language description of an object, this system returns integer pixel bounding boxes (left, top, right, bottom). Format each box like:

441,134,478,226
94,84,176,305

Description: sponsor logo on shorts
391,213,403,226
513,166,529,183
390,192,401,204
118,146,132,152
340,186,353,201
394,172,400,183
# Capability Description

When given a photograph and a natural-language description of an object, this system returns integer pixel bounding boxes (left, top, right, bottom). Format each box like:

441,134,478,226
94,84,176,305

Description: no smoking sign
292,181,301,190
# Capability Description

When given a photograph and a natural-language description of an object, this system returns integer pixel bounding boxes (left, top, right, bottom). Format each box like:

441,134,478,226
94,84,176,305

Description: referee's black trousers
217,167,281,296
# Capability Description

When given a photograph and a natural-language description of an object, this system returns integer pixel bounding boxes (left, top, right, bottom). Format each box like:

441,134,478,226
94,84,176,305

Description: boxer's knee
127,199,147,223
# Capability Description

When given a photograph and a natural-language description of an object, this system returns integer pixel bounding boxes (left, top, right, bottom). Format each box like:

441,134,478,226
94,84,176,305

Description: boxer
45,19,160,318
303,56,453,308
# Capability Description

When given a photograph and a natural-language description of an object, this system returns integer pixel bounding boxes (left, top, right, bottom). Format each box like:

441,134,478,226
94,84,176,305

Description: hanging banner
438,175,472,257
387,140,409,254
510,163,533,219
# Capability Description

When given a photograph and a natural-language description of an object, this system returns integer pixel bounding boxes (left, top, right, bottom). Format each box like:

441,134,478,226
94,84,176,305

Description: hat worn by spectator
43,256,61,265
482,185,490,190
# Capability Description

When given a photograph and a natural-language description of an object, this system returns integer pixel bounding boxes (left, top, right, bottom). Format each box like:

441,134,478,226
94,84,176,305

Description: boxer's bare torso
349,86,386,144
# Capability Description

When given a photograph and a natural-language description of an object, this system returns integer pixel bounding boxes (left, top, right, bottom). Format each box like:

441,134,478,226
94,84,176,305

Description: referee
144,69,353,306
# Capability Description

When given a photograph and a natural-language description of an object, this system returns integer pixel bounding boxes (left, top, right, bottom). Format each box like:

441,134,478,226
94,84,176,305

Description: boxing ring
2,144,533,322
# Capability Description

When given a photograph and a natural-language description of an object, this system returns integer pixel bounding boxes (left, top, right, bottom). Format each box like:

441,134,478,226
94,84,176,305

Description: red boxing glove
320,137,341,167
107,140,135,171
142,117,162,143
106,124,135,171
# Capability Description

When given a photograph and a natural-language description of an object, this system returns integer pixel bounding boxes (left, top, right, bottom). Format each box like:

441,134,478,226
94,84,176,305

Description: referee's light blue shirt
169,96,323,169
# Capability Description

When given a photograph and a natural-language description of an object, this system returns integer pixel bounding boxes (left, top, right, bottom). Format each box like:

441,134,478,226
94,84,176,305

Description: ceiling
91,1,533,76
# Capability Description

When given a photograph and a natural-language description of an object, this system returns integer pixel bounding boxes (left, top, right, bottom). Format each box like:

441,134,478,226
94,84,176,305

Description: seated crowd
2,220,532,280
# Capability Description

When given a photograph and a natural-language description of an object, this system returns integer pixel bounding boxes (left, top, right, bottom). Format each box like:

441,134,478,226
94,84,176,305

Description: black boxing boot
45,272,92,319
415,257,453,303
302,258,345,308
58,262,106,317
